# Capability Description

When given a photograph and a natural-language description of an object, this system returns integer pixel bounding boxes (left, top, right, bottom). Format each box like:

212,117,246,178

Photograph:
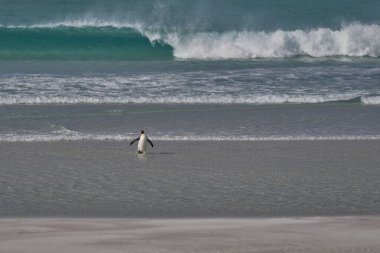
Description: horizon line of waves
0,95,379,105
1,22,380,59
1,134,380,143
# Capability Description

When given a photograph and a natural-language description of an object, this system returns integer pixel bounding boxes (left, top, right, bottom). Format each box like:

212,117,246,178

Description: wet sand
1,140,380,217
1,217,380,253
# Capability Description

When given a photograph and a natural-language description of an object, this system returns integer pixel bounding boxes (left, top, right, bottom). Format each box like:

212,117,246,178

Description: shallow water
1,140,379,217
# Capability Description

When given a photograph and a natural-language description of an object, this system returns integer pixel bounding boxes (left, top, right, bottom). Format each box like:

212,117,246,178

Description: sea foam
160,23,380,59
361,95,380,105
0,94,368,105
1,133,380,142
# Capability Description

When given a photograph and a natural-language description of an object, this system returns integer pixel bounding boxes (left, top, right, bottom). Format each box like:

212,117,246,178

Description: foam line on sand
0,217,379,253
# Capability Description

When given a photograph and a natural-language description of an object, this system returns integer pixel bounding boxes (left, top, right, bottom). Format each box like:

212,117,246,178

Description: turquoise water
0,27,173,60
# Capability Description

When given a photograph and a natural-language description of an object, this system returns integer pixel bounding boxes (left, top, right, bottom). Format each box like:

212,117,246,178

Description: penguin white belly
137,135,147,153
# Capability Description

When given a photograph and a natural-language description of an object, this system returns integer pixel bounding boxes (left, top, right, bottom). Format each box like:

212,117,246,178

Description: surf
0,94,378,105
1,22,380,60
161,23,380,59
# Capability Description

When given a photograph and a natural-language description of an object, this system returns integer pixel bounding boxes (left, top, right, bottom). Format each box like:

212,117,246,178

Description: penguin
130,130,153,154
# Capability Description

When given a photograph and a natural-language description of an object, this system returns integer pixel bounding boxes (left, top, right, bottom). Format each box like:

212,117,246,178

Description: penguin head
140,130,145,134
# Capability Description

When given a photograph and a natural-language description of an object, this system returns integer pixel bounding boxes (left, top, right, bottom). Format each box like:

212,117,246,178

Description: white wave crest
0,94,359,105
361,95,380,105
1,133,380,143
158,23,380,59
0,17,144,29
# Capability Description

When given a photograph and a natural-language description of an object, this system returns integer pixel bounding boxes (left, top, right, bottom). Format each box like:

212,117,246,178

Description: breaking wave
165,23,380,59
1,21,380,60
0,95,378,105
361,95,380,105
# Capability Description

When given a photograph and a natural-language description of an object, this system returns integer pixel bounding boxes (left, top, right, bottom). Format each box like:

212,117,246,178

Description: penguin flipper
147,138,154,147
130,138,140,145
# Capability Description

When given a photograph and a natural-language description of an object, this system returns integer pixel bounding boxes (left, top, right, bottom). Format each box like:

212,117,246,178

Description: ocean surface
0,0,379,217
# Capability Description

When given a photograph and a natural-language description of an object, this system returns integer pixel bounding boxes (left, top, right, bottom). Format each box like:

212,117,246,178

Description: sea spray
160,23,380,59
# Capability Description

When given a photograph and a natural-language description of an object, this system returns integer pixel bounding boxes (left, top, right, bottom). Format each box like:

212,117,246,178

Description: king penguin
130,130,154,154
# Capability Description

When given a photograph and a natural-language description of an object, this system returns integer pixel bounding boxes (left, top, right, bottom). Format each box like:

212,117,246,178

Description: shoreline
2,136,380,142
1,216,380,252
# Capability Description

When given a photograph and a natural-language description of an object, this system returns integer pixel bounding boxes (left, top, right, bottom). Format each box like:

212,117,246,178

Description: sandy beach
2,1,380,252
0,216,380,253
